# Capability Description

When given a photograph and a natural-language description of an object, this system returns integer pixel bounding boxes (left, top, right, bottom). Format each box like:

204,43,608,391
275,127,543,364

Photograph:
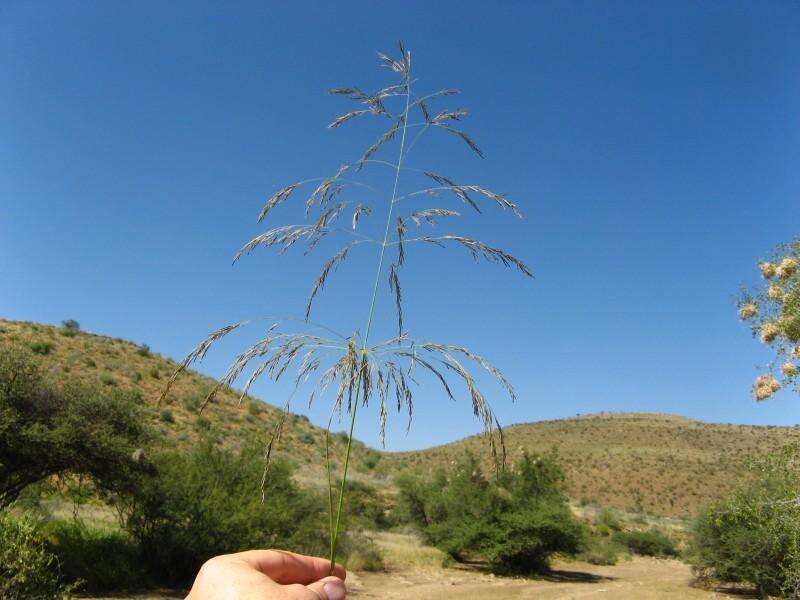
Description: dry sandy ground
346,556,748,600
90,556,750,600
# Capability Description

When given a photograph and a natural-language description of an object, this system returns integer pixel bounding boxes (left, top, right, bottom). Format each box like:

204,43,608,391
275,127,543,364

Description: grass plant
160,42,531,570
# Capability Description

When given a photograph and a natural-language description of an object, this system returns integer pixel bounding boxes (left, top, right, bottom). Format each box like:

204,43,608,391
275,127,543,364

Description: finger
306,576,346,600
233,550,346,584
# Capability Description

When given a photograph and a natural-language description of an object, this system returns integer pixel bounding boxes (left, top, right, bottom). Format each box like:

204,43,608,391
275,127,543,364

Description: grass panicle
162,42,532,571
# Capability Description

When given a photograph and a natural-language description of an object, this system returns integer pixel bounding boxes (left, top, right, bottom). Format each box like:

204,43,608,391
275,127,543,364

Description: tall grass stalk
329,52,413,568
161,42,532,571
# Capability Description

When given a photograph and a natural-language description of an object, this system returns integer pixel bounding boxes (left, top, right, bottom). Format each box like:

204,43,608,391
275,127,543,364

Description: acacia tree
0,345,149,508
162,43,532,568
737,240,800,400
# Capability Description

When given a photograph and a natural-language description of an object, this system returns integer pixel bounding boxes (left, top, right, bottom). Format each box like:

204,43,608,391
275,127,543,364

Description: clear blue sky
2,1,799,450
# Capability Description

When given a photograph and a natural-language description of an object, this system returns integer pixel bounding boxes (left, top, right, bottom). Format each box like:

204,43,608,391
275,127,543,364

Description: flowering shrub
737,240,800,400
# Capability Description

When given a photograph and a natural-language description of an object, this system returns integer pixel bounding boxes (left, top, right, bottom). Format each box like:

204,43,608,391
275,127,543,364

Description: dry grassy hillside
389,413,800,517
4,318,798,518
0,318,387,488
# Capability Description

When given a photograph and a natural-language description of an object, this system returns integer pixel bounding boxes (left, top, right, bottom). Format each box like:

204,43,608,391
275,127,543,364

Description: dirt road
347,556,746,599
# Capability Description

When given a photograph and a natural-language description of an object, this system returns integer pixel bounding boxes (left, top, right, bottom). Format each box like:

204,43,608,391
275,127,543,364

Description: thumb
305,575,346,600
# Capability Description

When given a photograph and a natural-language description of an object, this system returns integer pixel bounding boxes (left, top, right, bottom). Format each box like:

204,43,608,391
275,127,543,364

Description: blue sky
2,1,799,450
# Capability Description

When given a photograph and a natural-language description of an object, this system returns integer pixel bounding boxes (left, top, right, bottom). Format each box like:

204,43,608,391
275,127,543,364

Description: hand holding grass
186,550,346,600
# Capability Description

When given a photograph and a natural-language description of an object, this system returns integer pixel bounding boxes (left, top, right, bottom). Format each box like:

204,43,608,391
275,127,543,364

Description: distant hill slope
4,318,798,517
0,318,387,489
388,412,800,517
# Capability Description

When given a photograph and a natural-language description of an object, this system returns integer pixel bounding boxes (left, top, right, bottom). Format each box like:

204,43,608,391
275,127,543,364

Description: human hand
186,550,347,600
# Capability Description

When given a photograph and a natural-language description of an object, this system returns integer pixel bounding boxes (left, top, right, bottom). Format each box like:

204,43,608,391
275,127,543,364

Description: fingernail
324,580,346,600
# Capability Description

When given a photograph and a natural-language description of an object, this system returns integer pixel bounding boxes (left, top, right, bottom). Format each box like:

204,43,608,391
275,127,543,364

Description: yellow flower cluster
760,262,777,279
776,257,798,280
754,374,781,401
760,322,780,344
768,284,784,301
738,303,758,320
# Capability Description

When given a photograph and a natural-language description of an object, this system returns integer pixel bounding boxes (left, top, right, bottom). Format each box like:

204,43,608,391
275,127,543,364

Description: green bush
397,452,586,573
29,341,54,355
579,536,624,565
340,533,385,572
183,395,200,411
61,320,80,331
595,507,621,532
160,409,175,423
612,529,677,557
338,479,393,530
0,512,75,599
122,441,328,586
43,520,145,593
136,344,150,357
99,372,117,386
691,444,800,597
363,451,381,470
0,344,150,508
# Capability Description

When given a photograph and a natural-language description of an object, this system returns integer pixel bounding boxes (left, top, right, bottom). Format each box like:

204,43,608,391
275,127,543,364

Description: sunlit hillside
4,317,798,518
389,413,800,517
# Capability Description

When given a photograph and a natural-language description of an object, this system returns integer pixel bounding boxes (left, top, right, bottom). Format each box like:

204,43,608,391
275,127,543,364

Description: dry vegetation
388,413,800,518
4,317,798,518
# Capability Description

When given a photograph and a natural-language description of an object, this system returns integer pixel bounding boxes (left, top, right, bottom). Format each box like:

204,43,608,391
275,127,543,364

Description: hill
389,412,800,517
0,318,387,489
3,317,799,518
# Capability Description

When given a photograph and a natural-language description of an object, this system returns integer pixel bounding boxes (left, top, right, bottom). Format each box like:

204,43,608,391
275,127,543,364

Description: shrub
0,345,150,508
247,401,262,416
397,452,586,573
148,367,160,379
61,320,80,331
691,444,800,597
595,507,622,531
337,479,392,530
122,442,328,586
340,533,385,572
612,529,677,557
43,520,145,593
363,451,381,470
99,372,117,386
0,512,75,599
85,357,96,368
136,344,150,357
579,536,624,566
29,341,54,355
160,409,174,424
